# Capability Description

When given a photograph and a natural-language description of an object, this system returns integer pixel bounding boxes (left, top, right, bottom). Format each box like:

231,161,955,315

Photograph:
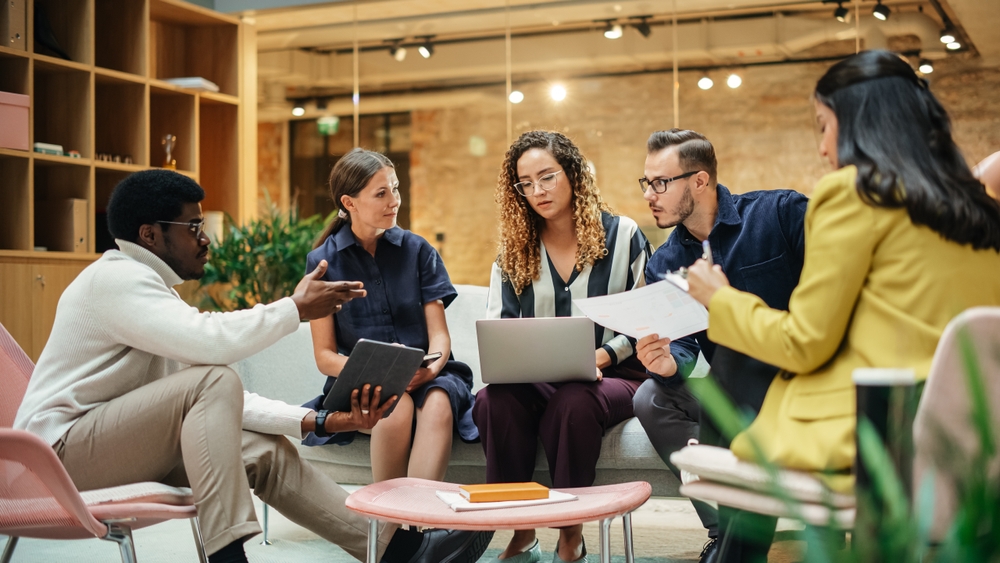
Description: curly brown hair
495,131,611,294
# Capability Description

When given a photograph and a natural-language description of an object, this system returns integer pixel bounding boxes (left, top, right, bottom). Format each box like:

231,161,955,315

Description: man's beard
657,184,695,229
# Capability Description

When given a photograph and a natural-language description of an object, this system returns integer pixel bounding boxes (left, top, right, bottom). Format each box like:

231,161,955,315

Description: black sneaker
408,529,495,563
699,537,720,563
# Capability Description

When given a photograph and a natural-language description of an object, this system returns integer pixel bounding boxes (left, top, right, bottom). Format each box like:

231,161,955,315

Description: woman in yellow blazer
687,50,1000,562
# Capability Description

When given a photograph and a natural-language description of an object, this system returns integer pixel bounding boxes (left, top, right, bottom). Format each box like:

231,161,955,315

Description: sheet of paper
573,280,708,340
435,490,578,512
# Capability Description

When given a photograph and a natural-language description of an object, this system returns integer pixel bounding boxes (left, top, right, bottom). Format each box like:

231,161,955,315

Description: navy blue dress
301,225,478,446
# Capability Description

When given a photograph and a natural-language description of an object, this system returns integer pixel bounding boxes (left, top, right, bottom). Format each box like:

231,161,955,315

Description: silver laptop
476,317,598,384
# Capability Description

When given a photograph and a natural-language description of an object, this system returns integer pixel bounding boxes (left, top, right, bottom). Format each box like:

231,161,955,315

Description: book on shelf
164,77,220,93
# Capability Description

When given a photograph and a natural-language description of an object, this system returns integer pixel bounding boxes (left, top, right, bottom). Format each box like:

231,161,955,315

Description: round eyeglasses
514,170,563,197
638,171,700,194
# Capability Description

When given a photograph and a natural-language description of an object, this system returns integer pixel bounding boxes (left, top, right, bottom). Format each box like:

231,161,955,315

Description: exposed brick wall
406,60,1000,286
259,59,999,287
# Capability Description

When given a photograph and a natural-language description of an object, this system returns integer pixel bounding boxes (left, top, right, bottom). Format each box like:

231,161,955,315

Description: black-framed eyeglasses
638,171,700,194
158,220,205,239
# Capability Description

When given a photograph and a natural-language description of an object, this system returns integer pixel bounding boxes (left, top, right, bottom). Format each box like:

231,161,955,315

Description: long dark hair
815,50,1000,251
313,148,395,249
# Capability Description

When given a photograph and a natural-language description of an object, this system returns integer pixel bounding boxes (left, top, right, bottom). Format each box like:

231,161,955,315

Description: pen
702,240,713,267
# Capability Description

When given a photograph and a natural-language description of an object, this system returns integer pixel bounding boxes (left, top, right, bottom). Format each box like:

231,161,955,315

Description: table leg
367,519,379,563
600,517,612,563
623,512,635,563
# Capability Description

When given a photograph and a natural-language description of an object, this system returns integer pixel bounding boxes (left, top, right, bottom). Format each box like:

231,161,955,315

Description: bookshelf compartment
33,0,92,65
96,76,147,166
199,100,238,219
95,0,146,76
0,155,30,250
0,53,29,95
34,62,91,158
33,160,91,253
149,8,238,97
95,168,129,253
150,87,195,173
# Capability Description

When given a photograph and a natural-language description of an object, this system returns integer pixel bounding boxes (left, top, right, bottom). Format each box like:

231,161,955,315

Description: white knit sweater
15,240,310,445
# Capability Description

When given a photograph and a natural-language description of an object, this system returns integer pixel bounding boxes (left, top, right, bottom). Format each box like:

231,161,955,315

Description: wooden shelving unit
0,0,257,360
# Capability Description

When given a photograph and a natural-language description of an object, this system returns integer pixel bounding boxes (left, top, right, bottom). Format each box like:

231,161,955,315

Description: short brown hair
646,129,718,185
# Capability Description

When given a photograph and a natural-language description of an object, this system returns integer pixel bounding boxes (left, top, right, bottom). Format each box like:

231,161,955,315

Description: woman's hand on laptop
636,334,678,377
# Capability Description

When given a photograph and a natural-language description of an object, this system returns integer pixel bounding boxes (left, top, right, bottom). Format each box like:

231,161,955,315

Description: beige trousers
55,365,392,560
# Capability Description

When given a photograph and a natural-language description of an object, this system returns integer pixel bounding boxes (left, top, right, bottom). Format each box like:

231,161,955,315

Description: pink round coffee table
346,478,651,563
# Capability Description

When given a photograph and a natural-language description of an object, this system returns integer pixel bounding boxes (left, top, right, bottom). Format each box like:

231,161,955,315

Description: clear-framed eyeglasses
158,220,205,239
514,170,564,197
638,170,700,194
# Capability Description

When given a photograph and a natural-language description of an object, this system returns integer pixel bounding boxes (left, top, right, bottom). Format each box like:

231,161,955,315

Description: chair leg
367,519,379,563
623,512,635,563
104,524,137,563
260,503,272,545
190,517,209,563
1,537,18,563
599,517,612,563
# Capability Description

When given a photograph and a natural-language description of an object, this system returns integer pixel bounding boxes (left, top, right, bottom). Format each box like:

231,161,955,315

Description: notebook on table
476,317,597,384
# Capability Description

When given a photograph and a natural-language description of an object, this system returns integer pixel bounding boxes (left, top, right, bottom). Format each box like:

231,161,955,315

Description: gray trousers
633,378,719,537
55,365,393,561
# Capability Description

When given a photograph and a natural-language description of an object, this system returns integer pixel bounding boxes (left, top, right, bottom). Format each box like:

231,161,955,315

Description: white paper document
573,280,708,340
435,490,578,512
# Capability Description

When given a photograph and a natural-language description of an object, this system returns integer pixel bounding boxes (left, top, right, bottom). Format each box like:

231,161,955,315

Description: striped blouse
487,212,652,366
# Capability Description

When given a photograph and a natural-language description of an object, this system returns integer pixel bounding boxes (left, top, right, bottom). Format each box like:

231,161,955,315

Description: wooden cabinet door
30,262,89,360
0,262,35,357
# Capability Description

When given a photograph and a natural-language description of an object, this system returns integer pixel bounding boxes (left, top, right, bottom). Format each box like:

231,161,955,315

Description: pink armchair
0,322,208,563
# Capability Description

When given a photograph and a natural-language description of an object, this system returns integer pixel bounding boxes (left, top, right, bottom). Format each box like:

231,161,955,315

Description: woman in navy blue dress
302,148,477,483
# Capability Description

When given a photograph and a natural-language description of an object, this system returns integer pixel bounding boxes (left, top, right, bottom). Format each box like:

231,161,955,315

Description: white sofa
233,284,702,496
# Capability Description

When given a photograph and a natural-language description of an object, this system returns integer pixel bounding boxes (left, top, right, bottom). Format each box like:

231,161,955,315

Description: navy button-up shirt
306,225,460,394
644,184,809,386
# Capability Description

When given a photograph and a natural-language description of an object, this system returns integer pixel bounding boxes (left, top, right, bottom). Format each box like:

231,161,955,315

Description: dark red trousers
472,370,642,488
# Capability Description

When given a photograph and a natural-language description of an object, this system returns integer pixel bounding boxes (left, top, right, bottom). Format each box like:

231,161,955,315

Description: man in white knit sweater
14,170,490,563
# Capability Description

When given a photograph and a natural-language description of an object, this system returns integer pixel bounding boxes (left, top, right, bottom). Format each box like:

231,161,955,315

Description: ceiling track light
509,90,524,104
939,28,956,44
833,2,849,23
417,36,434,58
873,1,890,21
315,97,328,111
389,42,407,62
697,75,714,90
603,21,623,39
918,59,934,74
946,41,962,50
291,101,305,117
633,16,652,38
726,73,742,89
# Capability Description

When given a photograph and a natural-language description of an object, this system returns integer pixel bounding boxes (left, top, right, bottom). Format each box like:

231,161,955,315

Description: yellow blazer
708,166,1000,490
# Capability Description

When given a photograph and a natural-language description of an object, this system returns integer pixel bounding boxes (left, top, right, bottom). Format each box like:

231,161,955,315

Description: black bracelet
314,409,331,437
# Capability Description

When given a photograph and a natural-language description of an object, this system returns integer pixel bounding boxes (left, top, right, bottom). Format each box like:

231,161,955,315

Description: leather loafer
699,537,719,563
408,529,495,563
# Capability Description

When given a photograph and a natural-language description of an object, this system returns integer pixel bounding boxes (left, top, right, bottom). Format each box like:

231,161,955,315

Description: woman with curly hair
473,131,652,563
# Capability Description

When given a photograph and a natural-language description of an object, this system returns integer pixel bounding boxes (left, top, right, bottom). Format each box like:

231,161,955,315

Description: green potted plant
198,204,332,311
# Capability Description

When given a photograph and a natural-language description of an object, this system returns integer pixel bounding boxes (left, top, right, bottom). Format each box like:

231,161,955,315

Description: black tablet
321,339,424,416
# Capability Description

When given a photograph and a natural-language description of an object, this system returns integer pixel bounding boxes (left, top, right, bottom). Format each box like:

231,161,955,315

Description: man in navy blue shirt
631,129,808,562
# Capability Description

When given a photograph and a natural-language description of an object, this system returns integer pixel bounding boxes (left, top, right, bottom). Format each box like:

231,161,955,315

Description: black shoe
409,529,494,563
699,537,719,563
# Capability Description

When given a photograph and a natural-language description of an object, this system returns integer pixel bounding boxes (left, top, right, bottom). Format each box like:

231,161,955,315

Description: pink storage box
0,91,29,151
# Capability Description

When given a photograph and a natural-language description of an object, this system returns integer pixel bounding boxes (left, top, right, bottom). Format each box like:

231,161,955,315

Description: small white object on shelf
33,141,64,156
435,490,578,512
164,77,220,93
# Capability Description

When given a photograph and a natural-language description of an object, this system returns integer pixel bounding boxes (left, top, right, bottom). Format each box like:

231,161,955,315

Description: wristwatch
314,409,331,437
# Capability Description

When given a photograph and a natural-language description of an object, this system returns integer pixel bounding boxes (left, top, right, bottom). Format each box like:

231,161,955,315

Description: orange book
458,482,550,503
